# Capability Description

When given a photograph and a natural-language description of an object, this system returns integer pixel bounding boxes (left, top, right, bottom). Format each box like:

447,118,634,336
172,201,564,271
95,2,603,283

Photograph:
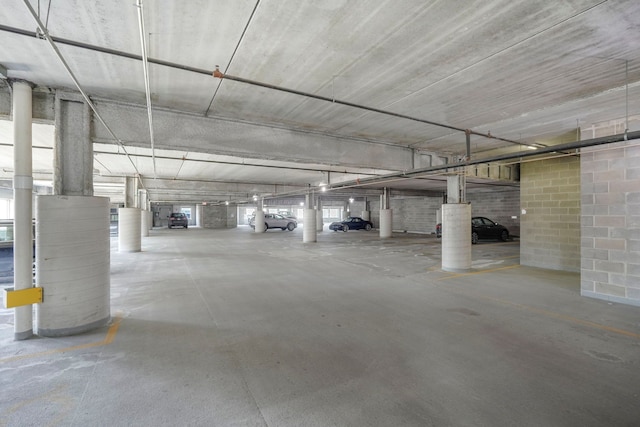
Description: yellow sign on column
2,287,43,308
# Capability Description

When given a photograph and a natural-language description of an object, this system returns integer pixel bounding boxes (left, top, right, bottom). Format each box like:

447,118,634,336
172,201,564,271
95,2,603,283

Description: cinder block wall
202,205,237,229
581,142,640,306
360,190,520,235
466,188,521,236
520,157,581,271
390,197,442,233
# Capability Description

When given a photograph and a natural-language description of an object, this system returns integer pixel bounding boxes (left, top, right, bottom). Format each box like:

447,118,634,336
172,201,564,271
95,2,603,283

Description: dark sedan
329,217,373,232
168,212,189,228
436,216,509,244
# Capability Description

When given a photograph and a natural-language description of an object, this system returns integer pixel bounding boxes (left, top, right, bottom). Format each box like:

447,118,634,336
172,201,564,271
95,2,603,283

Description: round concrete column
118,207,141,252
254,210,266,232
196,204,203,227
316,210,323,232
361,211,370,221
12,80,34,340
36,195,110,337
441,203,472,272
141,209,150,237
379,209,392,238
303,209,317,242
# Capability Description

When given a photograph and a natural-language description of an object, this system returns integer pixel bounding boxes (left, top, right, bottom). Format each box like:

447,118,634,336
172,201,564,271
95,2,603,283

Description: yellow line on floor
0,313,123,364
480,295,640,340
435,266,639,339
437,264,521,280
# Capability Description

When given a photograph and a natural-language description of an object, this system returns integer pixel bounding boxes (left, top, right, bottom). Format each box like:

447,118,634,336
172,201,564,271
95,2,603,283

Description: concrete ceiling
1,0,639,204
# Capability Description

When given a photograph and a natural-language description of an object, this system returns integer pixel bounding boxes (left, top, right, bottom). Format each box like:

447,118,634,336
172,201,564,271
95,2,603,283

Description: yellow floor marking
438,268,640,340
0,313,123,364
479,295,640,340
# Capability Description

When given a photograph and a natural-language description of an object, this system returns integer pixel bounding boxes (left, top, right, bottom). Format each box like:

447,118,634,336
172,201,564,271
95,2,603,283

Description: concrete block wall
466,188,521,236
202,205,237,229
520,157,581,272
581,141,640,306
390,197,442,234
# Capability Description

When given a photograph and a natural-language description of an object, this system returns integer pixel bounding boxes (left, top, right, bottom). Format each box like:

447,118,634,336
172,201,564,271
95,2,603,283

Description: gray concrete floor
1,226,639,426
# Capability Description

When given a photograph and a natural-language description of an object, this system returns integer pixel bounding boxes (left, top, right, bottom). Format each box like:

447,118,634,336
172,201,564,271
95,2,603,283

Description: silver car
249,213,297,231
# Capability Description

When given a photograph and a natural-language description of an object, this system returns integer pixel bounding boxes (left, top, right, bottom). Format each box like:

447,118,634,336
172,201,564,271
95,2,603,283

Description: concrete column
343,202,349,220
36,196,110,336
118,207,142,252
447,174,465,203
139,189,150,237
254,211,266,232
362,198,370,220
12,80,34,340
379,209,392,238
254,199,266,233
379,188,392,238
124,176,137,208
53,91,93,196
303,193,316,243
316,197,323,232
196,204,203,227
35,90,111,338
441,203,472,272
141,209,150,237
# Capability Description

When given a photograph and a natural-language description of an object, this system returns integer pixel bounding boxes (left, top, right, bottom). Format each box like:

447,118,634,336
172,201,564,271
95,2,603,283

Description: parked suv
168,212,188,229
249,213,297,231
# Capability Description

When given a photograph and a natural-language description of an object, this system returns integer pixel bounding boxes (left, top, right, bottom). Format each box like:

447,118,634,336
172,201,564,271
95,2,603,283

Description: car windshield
171,213,185,218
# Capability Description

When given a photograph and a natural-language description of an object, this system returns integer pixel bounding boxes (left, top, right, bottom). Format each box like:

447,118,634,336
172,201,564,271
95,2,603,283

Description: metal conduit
329,130,640,191
0,23,526,148
135,0,157,176
247,131,640,200
9,12,147,192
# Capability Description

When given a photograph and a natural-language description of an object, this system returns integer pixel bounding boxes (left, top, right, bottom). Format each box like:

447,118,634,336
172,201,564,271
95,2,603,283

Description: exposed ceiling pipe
19,2,147,192
211,68,529,148
245,131,640,201
0,23,527,149
329,130,640,191
135,0,157,177
204,0,262,117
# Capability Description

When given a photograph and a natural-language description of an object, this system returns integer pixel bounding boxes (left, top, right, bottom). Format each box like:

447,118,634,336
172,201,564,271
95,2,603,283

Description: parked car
250,213,297,231
168,212,188,228
278,211,298,221
329,217,373,232
436,216,509,244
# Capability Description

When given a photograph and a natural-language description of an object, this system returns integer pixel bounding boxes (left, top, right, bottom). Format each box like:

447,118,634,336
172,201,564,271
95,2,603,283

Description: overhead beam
92,99,414,171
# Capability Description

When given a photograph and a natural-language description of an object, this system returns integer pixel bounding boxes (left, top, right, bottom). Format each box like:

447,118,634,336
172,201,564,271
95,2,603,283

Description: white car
249,213,297,231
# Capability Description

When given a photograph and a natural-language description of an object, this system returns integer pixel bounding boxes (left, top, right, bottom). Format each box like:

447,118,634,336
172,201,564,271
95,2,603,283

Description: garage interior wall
580,141,640,306
520,157,581,272
466,188,521,236
343,189,520,235
202,205,237,229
